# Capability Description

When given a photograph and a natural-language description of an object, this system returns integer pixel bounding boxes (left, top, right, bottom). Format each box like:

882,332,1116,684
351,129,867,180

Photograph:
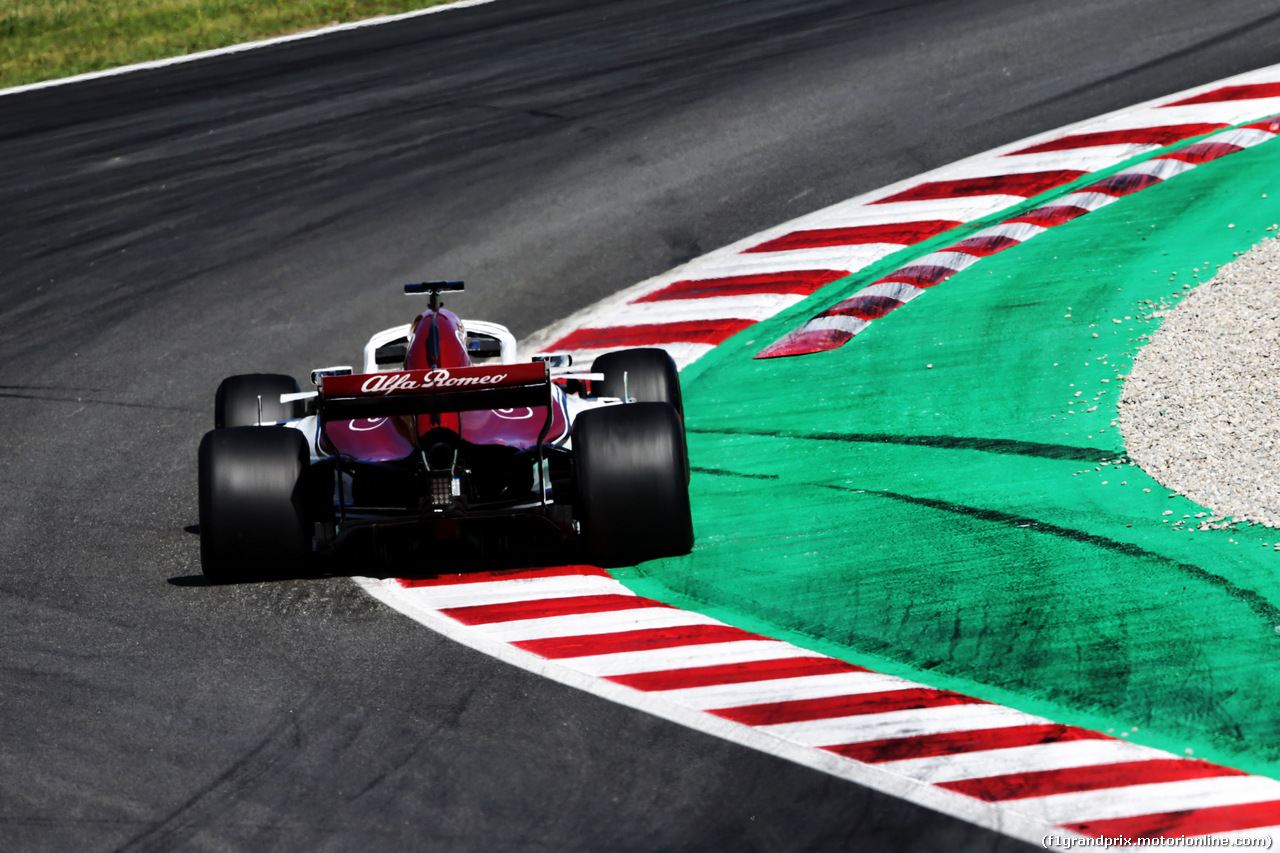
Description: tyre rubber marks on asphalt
376,569,1280,843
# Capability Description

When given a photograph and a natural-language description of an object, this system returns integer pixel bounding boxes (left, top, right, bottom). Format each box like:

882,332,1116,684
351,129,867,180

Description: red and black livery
197,281,692,582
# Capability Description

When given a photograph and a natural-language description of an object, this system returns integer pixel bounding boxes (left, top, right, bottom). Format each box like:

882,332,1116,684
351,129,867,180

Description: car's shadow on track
170,522,597,587
168,574,213,587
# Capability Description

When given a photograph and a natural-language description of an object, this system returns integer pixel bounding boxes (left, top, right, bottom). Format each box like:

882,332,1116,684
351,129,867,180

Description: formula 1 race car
196,281,693,582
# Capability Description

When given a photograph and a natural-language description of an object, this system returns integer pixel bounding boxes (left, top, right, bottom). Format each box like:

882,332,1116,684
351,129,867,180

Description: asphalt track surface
4,1,1280,850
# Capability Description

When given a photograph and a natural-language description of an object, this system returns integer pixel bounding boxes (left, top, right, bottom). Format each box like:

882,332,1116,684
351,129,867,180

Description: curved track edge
359,64,1280,848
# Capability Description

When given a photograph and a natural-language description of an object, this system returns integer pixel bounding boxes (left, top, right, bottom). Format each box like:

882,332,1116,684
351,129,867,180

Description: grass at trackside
617,137,1280,777
0,0,457,89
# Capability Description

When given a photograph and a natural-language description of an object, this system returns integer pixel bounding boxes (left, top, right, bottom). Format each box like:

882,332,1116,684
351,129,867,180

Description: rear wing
317,362,551,421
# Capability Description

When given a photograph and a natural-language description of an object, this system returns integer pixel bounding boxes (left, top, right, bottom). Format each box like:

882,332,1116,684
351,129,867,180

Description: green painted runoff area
616,136,1280,777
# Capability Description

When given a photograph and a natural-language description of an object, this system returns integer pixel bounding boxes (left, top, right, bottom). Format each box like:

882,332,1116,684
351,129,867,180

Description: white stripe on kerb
473,607,725,643
795,315,870,336
405,574,631,609
585,295,804,325
1122,158,1196,180
1044,191,1120,212
1212,127,1280,148
921,149,1118,179
759,704,1052,748
963,221,1048,243
563,640,826,678
852,281,926,302
881,739,1172,784
903,251,984,272
661,671,921,711
838,197,1015,224
716,244,904,272
1008,776,1280,824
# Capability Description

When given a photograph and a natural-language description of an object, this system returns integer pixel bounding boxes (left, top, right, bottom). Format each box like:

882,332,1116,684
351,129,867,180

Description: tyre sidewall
574,402,693,565
198,426,311,582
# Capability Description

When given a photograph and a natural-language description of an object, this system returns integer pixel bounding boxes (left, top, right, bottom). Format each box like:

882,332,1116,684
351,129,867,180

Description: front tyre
198,426,311,583
214,373,304,428
574,402,693,565
590,349,682,417
591,348,688,482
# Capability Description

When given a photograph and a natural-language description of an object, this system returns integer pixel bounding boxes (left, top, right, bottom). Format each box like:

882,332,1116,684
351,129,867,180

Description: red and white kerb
527,74,1280,370
424,68,1280,849
362,567,1280,847
755,116,1280,359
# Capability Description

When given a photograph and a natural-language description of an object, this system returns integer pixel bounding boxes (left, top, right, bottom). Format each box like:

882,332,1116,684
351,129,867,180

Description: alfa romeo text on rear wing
317,362,551,421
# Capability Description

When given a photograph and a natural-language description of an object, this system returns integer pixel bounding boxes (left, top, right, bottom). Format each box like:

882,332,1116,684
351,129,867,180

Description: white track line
0,0,499,99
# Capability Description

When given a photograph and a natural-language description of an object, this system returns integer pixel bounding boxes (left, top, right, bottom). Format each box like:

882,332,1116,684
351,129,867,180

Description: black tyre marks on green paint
691,463,1280,626
690,427,1118,463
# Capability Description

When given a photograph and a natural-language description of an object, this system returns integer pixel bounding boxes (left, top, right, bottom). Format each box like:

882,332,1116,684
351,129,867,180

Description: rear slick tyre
198,426,311,583
574,402,693,565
